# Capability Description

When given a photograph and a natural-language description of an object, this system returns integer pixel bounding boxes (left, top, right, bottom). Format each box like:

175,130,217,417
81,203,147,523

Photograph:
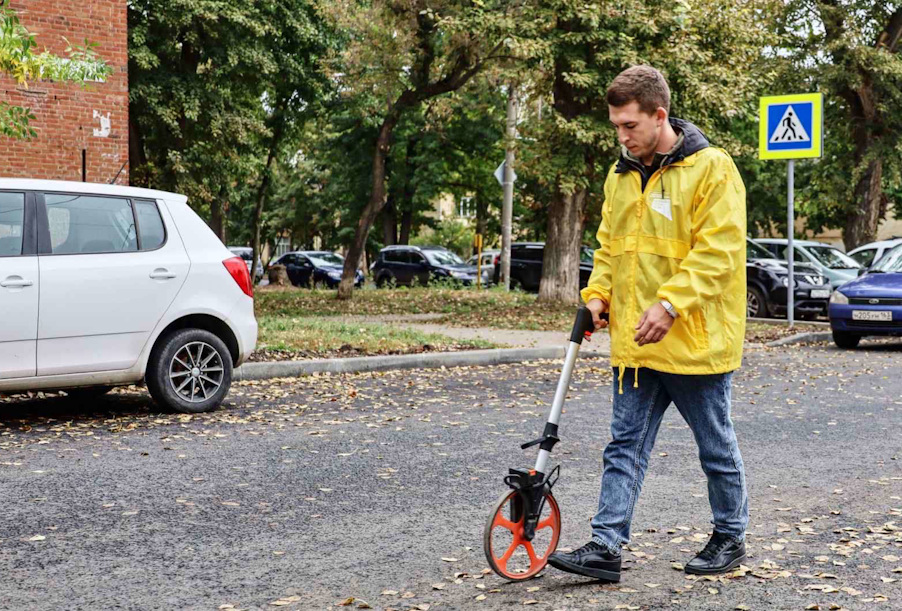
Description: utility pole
501,83,518,290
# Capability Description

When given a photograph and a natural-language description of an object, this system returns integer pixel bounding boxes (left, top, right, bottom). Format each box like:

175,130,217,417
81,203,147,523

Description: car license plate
852,310,892,321
810,289,830,299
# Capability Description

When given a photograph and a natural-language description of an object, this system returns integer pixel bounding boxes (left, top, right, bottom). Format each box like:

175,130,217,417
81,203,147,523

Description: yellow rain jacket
580,119,746,388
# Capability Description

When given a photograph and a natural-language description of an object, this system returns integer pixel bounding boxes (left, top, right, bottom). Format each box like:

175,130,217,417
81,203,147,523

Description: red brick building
0,1,128,184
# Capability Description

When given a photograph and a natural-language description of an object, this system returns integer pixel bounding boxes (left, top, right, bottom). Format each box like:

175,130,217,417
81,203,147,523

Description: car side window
45,193,138,255
410,252,426,265
385,251,402,263
851,249,875,267
525,248,544,262
0,192,25,257
134,200,165,250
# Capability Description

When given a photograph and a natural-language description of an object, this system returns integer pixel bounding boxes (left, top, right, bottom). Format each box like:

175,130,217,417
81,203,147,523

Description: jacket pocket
686,309,709,353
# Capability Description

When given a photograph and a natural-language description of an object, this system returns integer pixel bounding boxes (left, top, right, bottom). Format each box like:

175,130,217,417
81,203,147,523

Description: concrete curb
766,331,833,347
234,347,610,381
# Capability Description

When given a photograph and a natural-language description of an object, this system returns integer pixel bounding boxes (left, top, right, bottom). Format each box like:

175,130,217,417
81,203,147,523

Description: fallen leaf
431,584,445,590
441,557,459,562
475,594,487,601
401,592,416,599
336,599,355,607
28,535,46,541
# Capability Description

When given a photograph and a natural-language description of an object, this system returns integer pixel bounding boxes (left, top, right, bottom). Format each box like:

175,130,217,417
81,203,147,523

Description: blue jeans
591,368,748,551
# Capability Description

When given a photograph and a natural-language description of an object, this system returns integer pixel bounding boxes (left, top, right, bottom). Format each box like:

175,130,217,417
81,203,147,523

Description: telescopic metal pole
787,159,795,329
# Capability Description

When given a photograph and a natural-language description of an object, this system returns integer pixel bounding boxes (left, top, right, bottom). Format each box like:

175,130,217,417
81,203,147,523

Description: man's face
609,101,666,161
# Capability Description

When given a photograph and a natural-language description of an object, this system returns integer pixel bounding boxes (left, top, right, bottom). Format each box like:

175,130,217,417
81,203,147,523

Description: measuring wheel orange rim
483,489,561,580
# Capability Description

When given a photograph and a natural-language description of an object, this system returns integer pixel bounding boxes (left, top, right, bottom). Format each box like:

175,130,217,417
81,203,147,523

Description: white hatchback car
0,179,257,413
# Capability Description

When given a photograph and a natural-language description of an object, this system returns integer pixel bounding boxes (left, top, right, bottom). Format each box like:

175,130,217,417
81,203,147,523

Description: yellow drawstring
618,364,625,395
634,367,639,388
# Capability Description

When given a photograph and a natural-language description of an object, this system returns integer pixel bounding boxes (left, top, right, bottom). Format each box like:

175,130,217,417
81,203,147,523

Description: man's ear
656,107,668,127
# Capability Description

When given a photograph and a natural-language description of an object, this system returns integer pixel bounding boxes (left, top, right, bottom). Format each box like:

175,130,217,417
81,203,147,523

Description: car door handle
0,276,34,288
149,268,177,280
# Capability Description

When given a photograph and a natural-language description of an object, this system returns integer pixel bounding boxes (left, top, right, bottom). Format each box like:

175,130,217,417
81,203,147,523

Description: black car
491,242,594,291
746,238,831,319
272,251,364,288
371,245,479,287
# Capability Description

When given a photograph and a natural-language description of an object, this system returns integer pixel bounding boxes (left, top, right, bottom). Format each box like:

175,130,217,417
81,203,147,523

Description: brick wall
0,1,128,184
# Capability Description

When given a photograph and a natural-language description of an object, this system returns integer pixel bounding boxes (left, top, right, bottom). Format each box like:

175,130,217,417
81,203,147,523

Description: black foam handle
570,307,608,344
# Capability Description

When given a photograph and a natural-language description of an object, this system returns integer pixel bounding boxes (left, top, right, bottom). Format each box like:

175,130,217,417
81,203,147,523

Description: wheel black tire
746,286,770,318
832,330,861,349
146,328,233,414
64,386,114,400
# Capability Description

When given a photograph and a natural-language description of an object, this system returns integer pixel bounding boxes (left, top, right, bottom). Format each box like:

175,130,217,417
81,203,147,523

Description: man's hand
585,299,608,343
634,302,674,346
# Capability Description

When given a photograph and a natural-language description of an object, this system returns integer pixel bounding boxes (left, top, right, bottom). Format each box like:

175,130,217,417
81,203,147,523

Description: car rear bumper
228,296,258,366
829,304,902,335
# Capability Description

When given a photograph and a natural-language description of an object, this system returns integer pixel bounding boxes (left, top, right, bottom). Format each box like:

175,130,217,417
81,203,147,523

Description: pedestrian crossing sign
759,93,823,160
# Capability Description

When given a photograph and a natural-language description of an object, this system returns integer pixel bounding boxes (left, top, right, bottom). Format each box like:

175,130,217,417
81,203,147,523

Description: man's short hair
606,65,671,116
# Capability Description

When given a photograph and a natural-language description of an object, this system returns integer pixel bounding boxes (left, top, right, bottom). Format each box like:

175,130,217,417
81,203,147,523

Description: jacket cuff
581,287,611,306
656,289,687,319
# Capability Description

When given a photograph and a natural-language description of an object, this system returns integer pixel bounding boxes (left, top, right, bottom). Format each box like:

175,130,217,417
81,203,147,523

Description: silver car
467,250,499,286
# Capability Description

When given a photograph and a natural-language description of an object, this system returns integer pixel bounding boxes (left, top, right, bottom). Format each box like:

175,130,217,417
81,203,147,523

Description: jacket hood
616,117,710,174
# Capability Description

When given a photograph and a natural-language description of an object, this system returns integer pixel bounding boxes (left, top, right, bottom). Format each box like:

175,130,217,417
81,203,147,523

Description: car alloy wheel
147,328,233,413
168,341,224,403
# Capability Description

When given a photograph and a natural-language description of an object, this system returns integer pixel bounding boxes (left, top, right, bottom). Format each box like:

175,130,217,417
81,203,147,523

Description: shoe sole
683,553,746,575
547,556,620,582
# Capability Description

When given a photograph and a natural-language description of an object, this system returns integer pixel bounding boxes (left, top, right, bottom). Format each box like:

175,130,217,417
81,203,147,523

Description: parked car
846,238,902,270
746,237,831,319
372,245,479,287
272,251,364,288
755,238,861,290
828,243,902,348
0,179,257,413
467,249,499,286
491,242,593,291
227,246,264,282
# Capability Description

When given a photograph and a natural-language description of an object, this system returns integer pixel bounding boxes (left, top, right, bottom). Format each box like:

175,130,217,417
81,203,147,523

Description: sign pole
759,92,821,328
501,83,517,291
787,159,795,329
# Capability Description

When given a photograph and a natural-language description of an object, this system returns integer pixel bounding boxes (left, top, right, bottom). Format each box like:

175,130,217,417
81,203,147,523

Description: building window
458,196,475,218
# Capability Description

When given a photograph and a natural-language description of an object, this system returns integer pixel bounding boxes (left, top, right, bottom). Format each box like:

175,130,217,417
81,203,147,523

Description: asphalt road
1,340,901,611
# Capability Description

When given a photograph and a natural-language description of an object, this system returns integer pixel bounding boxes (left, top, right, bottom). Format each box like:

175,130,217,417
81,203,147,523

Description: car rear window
45,194,138,255
0,192,25,257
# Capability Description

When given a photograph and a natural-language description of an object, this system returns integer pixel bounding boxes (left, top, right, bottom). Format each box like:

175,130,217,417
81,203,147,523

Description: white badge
651,197,672,221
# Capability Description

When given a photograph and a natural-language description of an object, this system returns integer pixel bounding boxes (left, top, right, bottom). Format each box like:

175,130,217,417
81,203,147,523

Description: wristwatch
660,300,678,318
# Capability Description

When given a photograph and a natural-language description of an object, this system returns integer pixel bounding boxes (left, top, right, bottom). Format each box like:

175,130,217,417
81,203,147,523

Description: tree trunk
338,107,405,299
252,115,285,284
843,158,884,250
538,188,586,304
399,208,413,244
210,185,228,243
382,195,398,246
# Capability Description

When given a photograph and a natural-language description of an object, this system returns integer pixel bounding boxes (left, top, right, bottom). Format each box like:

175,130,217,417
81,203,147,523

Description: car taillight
223,256,253,298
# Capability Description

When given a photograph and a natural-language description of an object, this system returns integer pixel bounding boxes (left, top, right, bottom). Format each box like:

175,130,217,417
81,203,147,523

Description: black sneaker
547,541,621,581
684,531,746,575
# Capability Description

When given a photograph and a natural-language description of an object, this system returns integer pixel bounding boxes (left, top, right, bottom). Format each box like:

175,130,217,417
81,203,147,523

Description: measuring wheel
482,307,606,581
484,487,562,580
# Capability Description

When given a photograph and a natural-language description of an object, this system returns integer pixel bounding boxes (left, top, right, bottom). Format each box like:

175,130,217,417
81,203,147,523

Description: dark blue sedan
828,243,902,348
273,251,365,289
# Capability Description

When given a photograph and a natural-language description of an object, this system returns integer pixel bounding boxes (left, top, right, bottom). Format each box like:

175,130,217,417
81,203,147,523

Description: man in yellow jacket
548,65,749,582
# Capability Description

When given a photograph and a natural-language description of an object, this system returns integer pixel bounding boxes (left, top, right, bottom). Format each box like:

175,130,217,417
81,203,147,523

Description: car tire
64,385,114,400
832,330,861,349
746,286,770,318
146,328,233,414
510,276,524,291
